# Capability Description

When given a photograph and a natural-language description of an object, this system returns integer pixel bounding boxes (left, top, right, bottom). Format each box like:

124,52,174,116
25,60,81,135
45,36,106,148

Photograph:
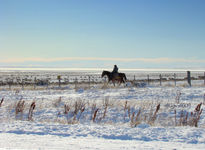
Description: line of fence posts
3,71,205,89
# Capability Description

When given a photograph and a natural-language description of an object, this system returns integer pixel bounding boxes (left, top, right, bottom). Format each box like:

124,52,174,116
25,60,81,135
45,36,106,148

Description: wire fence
0,71,205,89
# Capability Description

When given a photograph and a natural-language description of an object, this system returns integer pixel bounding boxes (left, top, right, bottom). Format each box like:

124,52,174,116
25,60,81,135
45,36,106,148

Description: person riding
112,65,119,79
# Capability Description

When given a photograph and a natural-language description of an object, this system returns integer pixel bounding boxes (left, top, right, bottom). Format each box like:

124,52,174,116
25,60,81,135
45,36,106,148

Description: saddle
112,72,120,79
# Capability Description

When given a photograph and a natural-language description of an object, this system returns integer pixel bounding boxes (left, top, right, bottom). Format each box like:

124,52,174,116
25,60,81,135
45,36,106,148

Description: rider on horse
112,65,119,79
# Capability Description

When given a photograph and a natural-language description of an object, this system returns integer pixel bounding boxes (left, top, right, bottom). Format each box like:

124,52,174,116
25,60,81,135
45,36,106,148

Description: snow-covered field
0,85,205,149
0,69,205,149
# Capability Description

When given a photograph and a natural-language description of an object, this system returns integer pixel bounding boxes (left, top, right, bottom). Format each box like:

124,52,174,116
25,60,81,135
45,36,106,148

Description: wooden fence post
174,73,176,86
204,72,205,86
187,71,191,87
88,75,91,88
57,75,61,88
34,77,37,89
46,78,49,89
159,74,162,86
22,79,24,90
147,75,150,86
134,75,136,81
75,77,78,90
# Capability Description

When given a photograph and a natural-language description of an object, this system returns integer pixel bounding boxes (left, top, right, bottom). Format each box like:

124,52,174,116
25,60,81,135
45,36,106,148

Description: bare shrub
72,100,86,121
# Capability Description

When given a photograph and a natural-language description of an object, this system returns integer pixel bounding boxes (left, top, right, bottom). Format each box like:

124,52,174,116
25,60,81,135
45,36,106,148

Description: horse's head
101,70,110,78
101,71,106,78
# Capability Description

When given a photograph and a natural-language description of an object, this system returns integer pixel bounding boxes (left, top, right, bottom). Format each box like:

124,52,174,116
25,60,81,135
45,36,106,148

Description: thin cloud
1,57,205,63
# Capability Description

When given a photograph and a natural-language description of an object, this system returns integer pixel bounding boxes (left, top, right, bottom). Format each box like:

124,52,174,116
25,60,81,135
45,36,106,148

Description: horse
101,70,127,86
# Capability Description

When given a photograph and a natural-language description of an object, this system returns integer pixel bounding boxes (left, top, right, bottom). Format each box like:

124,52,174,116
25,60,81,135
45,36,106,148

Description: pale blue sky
0,0,205,69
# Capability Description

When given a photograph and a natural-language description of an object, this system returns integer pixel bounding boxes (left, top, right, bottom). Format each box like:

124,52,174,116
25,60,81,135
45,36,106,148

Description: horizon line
1,57,205,63
0,67,204,72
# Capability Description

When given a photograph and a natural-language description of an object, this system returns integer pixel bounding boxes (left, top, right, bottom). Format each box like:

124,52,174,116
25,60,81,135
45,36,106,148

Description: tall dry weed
28,102,36,121
0,98,4,107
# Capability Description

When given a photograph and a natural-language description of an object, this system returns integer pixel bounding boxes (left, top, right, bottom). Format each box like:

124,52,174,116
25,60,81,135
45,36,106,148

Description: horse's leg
118,80,121,86
112,80,115,86
107,79,111,86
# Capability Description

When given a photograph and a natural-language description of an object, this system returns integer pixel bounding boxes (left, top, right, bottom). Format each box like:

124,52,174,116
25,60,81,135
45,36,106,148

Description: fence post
67,76,69,84
22,79,24,90
187,71,191,87
147,75,150,86
134,75,136,81
34,77,37,89
174,73,176,86
204,72,205,86
88,75,91,88
46,78,49,89
57,75,61,88
75,77,78,90
159,74,162,86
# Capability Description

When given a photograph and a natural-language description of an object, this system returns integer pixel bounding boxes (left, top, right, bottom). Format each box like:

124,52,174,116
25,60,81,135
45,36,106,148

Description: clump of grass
175,103,203,127
15,100,25,120
63,99,86,124
130,108,141,127
72,100,86,121
124,101,131,120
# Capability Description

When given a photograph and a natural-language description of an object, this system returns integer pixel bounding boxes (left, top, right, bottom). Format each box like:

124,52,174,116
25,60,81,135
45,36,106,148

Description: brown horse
101,70,127,86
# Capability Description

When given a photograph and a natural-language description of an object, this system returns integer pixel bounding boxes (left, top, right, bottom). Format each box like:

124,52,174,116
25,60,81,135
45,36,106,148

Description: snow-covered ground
0,84,205,149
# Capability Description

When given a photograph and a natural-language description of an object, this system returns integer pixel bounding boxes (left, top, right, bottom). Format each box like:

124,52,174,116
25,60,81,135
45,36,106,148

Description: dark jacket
112,65,118,73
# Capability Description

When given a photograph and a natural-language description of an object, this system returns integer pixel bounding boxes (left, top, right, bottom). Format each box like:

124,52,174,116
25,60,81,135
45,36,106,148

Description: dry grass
28,102,36,121
0,98,4,107
15,100,25,120
0,91,203,128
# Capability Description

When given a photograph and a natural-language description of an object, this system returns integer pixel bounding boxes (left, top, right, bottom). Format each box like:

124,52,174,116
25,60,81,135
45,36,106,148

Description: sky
0,0,205,69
